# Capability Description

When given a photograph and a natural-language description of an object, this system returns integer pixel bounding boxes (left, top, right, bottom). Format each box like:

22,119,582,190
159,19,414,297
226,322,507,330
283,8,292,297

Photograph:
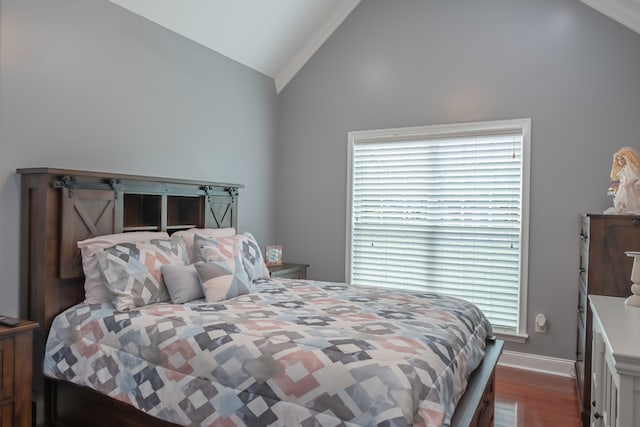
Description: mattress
44,278,492,426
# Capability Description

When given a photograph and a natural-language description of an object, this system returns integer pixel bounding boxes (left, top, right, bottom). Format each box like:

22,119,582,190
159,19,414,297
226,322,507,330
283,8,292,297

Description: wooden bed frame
17,168,503,427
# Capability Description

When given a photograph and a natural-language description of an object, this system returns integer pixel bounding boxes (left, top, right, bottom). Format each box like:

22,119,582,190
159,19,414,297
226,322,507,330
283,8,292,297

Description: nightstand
0,320,38,427
268,263,309,279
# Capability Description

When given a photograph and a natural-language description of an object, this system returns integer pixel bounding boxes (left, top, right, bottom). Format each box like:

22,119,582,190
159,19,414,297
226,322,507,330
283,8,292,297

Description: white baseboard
498,350,575,378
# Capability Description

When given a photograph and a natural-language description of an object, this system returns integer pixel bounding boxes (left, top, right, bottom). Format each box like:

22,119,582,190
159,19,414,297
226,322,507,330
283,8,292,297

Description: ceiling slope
581,0,640,34
110,0,361,93
109,1,637,94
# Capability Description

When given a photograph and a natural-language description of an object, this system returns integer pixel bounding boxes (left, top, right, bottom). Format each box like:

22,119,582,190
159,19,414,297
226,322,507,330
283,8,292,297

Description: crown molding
581,0,640,35
274,0,361,93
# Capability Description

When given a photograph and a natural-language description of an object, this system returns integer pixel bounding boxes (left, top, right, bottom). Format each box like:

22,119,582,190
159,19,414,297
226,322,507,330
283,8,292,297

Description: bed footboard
451,337,504,427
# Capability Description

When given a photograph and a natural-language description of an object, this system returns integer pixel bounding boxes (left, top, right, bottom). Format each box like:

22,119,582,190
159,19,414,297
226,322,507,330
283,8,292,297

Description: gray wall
3,0,640,361
276,0,640,359
0,0,278,316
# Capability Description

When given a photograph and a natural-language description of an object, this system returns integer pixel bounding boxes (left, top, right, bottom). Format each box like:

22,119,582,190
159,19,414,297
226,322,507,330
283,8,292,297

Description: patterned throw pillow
194,256,250,302
172,227,236,263
194,232,270,281
77,231,170,304
96,237,188,311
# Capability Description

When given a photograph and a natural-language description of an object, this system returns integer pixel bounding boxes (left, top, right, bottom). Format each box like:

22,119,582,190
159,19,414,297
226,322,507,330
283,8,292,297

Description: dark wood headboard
17,167,242,425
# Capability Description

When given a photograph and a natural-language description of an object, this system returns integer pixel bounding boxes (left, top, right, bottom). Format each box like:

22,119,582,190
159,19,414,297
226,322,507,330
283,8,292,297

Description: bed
17,168,503,427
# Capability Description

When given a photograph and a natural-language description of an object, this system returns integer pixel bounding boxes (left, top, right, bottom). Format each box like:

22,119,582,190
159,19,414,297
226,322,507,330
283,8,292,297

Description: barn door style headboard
16,167,242,426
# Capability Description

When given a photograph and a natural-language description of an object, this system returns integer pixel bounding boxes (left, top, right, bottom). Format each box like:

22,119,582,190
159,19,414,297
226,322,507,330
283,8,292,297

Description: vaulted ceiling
110,0,639,94
109,0,361,93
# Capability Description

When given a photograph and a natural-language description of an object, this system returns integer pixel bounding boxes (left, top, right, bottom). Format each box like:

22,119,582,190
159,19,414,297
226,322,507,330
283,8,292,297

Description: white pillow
78,231,169,304
172,227,235,263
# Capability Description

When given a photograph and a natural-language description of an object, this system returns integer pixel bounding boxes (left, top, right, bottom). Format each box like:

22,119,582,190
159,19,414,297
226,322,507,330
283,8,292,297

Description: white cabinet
589,296,640,427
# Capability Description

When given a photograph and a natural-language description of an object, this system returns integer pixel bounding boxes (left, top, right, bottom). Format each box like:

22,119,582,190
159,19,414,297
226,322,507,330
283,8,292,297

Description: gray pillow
161,264,204,303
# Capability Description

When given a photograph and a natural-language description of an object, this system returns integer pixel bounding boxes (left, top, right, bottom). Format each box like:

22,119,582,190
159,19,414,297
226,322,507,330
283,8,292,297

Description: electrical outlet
535,313,547,333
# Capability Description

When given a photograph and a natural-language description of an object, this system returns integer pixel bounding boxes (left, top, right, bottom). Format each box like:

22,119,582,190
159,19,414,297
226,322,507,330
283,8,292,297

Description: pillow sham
78,231,170,304
194,256,250,302
194,232,270,281
96,236,188,311
161,263,203,304
172,227,236,264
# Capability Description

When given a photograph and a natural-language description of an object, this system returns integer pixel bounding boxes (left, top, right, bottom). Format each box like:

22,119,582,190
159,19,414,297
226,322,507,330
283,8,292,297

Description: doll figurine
605,147,640,214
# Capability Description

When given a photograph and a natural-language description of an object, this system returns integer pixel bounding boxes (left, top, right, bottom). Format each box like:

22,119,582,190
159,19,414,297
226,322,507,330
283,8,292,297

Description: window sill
494,330,528,344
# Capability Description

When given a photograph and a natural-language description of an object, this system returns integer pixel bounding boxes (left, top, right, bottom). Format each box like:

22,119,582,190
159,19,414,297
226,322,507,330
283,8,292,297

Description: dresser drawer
0,321,37,427
0,337,14,401
0,402,13,427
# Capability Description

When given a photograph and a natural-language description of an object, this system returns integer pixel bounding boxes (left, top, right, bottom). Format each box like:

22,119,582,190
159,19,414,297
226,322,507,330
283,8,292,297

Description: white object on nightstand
625,251,640,307
589,295,640,427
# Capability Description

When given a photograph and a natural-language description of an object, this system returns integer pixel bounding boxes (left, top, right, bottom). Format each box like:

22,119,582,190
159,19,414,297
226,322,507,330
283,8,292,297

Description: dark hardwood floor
494,366,581,427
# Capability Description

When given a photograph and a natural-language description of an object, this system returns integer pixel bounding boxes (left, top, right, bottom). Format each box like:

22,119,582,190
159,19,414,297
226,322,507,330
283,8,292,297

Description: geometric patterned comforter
44,278,492,427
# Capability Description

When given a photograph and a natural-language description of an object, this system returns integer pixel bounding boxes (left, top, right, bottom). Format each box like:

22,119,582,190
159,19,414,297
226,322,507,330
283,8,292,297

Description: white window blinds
348,120,530,335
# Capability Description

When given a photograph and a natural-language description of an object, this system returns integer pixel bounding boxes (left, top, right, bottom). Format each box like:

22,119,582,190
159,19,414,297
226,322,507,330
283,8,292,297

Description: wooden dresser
0,320,38,427
576,214,640,425
589,296,640,427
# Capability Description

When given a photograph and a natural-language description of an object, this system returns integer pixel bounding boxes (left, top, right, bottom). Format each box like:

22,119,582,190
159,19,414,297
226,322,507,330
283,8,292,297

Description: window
346,119,530,339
